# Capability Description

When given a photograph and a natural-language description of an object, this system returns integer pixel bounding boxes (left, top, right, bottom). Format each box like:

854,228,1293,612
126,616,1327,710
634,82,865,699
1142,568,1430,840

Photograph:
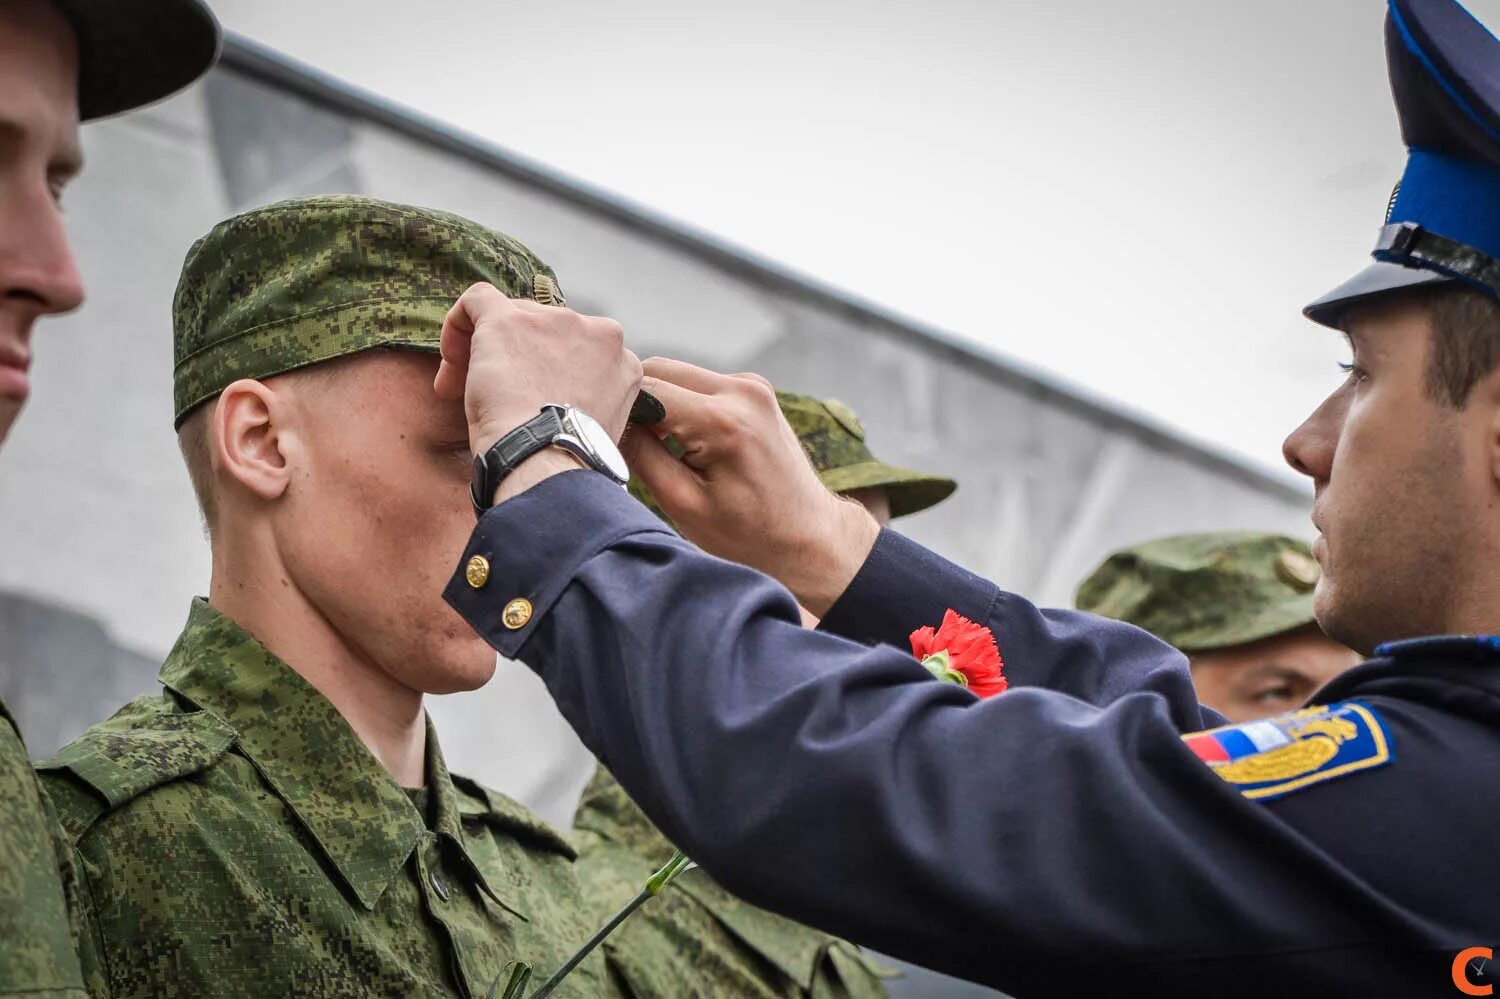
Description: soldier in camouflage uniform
37,196,606,997
575,395,954,997
1075,531,1359,723
0,1,217,995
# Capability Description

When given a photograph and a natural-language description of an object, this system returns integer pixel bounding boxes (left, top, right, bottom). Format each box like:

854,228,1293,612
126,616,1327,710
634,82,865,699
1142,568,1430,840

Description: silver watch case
547,404,629,485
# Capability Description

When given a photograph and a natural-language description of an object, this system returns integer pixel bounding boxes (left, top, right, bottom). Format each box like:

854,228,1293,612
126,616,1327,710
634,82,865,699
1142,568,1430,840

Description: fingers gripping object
629,391,667,426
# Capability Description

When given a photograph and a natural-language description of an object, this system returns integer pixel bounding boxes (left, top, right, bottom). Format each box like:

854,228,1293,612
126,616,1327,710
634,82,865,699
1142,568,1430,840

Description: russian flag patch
1182,701,1393,800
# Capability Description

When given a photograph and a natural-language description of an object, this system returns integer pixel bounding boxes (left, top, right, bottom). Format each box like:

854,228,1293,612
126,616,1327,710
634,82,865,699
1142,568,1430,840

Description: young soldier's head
0,0,217,447
1289,1,1500,653
172,195,571,696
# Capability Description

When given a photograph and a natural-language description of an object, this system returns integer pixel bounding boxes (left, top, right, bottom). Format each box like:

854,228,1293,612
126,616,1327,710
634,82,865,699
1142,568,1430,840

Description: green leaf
921,651,968,687
488,961,531,999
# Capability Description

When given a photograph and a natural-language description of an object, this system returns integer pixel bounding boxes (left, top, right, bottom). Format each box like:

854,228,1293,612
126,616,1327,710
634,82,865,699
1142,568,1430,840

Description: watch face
567,408,630,483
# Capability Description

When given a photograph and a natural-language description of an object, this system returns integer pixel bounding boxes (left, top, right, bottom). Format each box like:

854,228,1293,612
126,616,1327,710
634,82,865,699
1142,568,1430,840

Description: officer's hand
623,358,880,616
434,282,643,502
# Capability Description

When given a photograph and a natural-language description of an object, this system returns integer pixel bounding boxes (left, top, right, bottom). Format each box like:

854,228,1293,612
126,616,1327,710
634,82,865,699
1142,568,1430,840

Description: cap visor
56,0,221,120
820,462,957,519
1303,261,1452,328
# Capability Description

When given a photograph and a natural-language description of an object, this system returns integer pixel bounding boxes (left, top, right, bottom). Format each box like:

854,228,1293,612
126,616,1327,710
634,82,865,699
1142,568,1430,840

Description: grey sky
212,0,1500,477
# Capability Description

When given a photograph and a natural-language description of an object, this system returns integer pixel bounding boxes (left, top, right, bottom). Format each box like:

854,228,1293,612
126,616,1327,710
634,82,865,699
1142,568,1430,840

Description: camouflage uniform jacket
573,766,888,998
37,599,603,998
0,699,87,998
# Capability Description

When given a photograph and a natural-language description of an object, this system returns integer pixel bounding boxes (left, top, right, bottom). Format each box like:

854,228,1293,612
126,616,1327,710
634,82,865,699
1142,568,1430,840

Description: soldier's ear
213,379,293,503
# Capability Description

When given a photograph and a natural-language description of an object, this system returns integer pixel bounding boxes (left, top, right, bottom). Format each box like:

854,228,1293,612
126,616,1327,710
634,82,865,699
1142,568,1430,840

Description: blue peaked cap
1305,0,1500,327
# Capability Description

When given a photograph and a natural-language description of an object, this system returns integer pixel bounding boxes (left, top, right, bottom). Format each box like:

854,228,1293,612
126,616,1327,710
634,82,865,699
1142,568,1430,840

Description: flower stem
521,850,698,999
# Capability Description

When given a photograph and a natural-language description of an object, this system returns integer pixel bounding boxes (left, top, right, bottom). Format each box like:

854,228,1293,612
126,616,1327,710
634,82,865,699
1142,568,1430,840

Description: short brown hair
177,404,217,536
175,362,346,539
1425,285,1500,408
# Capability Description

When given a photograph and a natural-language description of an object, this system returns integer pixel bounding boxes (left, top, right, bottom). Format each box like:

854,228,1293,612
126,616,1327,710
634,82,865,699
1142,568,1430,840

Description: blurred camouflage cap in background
172,194,663,428
777,391,955,518
628,391,956,521
1074,531,1323,653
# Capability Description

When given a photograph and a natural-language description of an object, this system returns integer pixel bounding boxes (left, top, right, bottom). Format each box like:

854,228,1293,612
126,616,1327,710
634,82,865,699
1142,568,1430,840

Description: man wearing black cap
0,0,216,993
428,0,1500,993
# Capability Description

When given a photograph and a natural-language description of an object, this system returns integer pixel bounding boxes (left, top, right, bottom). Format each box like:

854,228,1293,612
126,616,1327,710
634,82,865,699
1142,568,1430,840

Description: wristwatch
470,404,629,515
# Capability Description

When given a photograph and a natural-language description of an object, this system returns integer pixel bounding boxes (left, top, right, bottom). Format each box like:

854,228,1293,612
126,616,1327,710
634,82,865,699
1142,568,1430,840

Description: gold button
503,598,533,630
465,555,491,589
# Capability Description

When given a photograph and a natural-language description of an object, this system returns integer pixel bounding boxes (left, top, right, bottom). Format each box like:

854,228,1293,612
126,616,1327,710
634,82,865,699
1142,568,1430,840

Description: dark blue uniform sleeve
445,472,1431,993
817,527,1225,731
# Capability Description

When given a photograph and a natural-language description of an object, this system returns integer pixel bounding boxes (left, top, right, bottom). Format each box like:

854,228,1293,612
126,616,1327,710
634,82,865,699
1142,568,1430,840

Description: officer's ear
212,378,294,503
1468,369,1500,491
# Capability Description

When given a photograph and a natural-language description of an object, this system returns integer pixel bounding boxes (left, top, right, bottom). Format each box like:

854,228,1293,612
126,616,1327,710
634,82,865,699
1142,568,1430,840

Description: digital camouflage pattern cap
777,391,955,518
1074,531,1323,653
167,195,561,429
172,194,570,429
628,391,955,521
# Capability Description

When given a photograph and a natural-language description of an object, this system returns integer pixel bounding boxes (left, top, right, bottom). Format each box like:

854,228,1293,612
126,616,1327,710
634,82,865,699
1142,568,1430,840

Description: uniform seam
64,841,113,999
1103,935,1443,971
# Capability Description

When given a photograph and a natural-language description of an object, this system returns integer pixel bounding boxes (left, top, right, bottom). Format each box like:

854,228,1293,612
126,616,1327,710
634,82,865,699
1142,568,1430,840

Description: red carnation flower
909,610,1007,699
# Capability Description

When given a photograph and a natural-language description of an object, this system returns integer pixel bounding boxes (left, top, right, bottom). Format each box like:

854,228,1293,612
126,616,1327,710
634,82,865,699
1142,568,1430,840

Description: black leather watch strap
470,407,566,515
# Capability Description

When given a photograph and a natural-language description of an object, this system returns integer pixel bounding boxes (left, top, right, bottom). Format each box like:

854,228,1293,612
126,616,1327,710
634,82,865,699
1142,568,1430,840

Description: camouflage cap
173,194,567,428
628,391,956,521
776,391,955,518
1074,531,1323,653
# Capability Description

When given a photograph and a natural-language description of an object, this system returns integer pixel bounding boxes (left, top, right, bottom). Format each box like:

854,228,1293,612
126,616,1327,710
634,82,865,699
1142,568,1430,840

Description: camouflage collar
573,765,676,862
158,599,502,911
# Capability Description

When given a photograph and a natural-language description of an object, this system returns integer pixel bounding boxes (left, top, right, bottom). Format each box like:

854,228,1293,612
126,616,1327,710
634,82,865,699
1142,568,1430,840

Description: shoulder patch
1182,700,1393,800
38,704,236,838
451,774,577,860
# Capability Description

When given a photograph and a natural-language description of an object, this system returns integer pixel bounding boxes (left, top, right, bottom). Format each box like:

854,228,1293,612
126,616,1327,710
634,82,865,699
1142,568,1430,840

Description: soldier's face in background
0,0,86,449
1284,296,1484,654
843,486,892,527
275,351,498,695
1188,624,1360,724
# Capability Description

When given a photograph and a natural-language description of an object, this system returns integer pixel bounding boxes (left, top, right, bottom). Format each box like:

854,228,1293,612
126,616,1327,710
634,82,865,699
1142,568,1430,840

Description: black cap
50,0,221,121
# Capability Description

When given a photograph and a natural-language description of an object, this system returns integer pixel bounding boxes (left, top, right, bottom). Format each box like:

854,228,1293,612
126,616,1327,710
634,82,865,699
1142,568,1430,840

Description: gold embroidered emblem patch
1182,701,1392,800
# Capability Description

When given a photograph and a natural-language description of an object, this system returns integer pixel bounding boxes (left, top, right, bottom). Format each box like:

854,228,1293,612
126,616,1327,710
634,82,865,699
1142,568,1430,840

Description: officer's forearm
820,527,1213,725
444,473,1350,992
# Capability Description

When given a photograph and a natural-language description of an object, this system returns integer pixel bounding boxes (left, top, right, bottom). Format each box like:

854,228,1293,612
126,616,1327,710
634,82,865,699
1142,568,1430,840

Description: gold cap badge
532,274,565,307
1275,550,1321,592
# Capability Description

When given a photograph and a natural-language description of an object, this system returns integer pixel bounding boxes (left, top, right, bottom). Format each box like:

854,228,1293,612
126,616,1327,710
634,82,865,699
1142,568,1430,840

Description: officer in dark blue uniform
434,0,1500,994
